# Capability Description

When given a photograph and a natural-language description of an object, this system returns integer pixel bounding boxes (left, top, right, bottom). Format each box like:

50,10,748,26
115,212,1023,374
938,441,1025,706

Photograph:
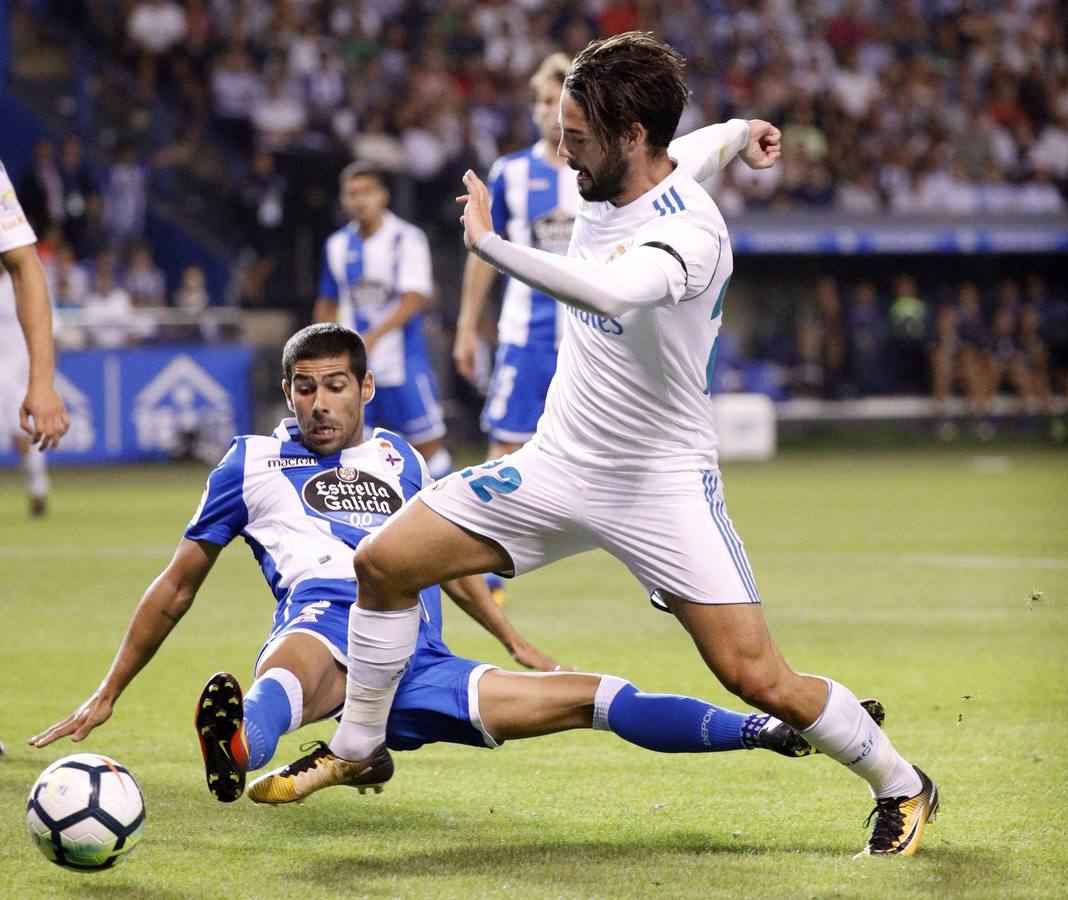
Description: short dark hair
338,160,388,191
282,323,367,382
564,32,689,153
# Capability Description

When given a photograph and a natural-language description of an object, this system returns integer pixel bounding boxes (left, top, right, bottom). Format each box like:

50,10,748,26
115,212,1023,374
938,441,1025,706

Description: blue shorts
366,364,446,445
255,597,499,752
480,342,558,444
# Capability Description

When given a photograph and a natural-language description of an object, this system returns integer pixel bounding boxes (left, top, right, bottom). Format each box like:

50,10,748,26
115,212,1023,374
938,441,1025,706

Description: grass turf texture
1,447,1065,899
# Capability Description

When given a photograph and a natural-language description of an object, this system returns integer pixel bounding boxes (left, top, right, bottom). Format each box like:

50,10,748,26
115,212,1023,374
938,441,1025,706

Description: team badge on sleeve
377,439,405,475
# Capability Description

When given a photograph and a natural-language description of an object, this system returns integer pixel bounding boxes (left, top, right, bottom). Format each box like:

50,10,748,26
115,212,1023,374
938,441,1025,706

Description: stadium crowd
39,0,1067,225
11,0,1067,418
760,271,1068,436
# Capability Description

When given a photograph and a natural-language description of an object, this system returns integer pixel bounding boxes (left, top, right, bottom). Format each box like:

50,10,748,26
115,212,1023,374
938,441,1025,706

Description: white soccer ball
26,753,146,871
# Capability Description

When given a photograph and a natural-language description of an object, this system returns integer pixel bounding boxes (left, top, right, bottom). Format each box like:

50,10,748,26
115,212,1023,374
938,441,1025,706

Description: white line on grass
0,545,174,559
3,545,1066,571
761,550,1068,571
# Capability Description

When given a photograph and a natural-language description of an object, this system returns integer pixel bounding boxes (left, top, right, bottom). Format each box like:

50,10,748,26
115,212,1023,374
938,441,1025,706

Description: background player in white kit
269,34,938,858
0,159,69,514
315,162,452,479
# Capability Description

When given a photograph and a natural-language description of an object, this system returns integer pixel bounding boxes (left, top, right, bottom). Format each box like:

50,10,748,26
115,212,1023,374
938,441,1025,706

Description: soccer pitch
2,447,1066,899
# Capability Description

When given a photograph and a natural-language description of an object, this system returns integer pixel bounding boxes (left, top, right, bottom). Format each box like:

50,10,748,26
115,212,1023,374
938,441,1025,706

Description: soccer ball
26,753,146,871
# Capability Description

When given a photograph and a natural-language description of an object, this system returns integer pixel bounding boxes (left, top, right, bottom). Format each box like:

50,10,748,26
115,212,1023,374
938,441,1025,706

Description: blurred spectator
929,282,992,438
211,46,264,155
47,243,90,308
126,0,188,99
103,143,149,254
17,139,64,233
82,251,138,348
888,275,928,393
124,244,167,308
251,71,308,152
57,134,100,259
236,151,288,305
1027,274,1068,395
173,265,210,311
797,276,851,399
848,281,892,395
1016,303,1064,438
305,46,347,127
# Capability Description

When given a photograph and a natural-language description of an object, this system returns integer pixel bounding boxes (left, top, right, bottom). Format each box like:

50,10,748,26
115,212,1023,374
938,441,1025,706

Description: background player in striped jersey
28,324,857,801
454,53,576,462
270,34,938,859
0,159,69,515
315,163,452,479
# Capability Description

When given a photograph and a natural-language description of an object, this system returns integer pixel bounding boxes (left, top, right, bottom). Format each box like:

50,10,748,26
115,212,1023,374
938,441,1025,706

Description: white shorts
419,442,760,606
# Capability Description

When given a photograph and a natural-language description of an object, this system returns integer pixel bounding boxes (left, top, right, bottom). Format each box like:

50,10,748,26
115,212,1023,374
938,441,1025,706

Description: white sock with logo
799,678,922,799
330,603,420,761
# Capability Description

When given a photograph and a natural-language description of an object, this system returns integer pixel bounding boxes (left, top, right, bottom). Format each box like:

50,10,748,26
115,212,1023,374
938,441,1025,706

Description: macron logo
267,457,317,468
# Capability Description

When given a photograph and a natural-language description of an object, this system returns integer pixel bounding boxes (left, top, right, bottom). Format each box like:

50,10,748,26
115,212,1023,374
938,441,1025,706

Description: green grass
1,447,1066,898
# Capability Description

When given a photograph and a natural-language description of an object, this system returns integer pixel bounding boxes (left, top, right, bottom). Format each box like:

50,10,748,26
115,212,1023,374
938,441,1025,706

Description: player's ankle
330,720,386,761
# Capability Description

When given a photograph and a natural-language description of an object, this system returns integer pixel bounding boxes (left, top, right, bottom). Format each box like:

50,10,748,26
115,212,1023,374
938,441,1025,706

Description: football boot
195,672,248,802
247,740,393,805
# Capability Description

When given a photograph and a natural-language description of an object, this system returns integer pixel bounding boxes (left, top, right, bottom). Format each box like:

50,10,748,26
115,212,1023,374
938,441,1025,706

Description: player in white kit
0,160,69,514
269,34,938,858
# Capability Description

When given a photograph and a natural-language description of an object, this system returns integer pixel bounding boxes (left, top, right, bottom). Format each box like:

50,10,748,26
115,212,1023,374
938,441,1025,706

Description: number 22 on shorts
460,459,523,503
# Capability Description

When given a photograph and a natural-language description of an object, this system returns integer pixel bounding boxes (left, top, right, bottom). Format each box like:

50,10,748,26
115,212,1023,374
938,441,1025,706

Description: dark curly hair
564,32,690,153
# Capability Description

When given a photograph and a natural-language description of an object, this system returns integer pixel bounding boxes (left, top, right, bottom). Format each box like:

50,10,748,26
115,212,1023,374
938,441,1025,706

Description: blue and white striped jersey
318,210,433,387
184,419,447,652
488,143,579,350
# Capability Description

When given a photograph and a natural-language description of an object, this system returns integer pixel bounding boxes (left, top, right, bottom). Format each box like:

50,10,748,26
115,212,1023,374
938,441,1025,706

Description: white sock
800,678,923,799
592,675,628,731
425,447,452,480
331,603,420,761
23,446,48,497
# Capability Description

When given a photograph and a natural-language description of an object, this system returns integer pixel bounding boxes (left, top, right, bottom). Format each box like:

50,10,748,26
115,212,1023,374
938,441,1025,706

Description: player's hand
28,692,114,748
739,120,781,170
457,170,493,251
510,639,573,673
20,381,69,451
452,326,479,383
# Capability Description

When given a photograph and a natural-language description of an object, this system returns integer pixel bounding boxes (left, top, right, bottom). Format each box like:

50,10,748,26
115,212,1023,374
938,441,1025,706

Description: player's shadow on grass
291,837,1006,892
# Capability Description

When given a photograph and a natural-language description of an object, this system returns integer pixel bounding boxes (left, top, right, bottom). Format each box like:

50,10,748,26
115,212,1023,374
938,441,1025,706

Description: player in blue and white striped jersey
454,54,577,459
29,323,835,803
315,162,451,479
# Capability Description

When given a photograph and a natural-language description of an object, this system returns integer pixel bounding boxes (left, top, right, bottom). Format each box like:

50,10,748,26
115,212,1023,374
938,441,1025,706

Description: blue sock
243,670,300,771
606,683,768,753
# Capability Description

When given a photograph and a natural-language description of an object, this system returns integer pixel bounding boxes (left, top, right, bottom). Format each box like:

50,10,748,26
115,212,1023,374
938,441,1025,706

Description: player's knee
354,541,400,606
352,538,414,610
721,663,787,712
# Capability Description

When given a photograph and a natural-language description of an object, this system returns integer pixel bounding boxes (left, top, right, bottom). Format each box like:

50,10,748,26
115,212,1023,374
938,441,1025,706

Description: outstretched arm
29,538,221,747
459,171,676,318
442,574,566,672
669,119,781,183
1,244,69,450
